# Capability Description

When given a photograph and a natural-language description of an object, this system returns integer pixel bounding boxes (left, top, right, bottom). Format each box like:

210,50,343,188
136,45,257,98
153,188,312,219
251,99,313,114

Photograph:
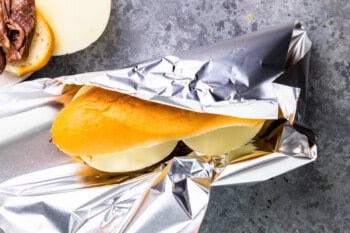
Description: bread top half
51,86,264,157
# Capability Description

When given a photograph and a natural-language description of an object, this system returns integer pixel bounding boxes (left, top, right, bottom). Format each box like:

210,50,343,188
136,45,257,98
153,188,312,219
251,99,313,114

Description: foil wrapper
0,22,316,233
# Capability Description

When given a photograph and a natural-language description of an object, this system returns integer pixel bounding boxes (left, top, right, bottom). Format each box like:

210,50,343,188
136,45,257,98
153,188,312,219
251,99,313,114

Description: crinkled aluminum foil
0,22,316,233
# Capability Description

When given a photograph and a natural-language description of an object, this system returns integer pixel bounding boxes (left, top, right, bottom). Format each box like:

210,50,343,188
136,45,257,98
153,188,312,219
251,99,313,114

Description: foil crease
47,22,295,119
0,22,316,233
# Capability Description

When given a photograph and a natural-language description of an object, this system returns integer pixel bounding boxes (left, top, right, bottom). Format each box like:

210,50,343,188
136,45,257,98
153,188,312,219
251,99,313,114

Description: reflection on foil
278,124,313,158
0,22,317,232
0,122,316,232
52,22,296,120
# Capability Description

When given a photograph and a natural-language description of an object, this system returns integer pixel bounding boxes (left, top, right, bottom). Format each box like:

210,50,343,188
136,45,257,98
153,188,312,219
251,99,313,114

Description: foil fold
52,22,294,119
0,22,317,233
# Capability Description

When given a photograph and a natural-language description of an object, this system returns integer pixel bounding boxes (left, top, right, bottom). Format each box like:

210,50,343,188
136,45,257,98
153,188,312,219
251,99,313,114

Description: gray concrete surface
31,0,350,232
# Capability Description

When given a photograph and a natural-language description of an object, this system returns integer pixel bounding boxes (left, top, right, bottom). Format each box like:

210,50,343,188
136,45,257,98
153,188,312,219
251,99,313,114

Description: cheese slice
36,0,111,55
80,141,177,173
183,123,264,155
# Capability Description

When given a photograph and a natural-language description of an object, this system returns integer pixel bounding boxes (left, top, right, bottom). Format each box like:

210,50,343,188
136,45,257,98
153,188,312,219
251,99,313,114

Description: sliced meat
0,49,6,72
8,0,35,49
6,0,35,62
0,1,10,53
9,0,35,32
5,20,24,61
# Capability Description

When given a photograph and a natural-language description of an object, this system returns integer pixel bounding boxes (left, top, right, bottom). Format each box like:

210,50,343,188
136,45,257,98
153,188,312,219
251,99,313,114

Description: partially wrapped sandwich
51,86,264,173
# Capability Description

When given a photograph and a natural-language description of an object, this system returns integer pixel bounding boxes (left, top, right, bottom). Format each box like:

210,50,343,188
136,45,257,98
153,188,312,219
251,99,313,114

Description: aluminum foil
0,22,316,233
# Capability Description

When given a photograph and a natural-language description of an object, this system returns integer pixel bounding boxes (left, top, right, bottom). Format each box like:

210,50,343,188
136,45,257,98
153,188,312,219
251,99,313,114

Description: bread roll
51,86,264,172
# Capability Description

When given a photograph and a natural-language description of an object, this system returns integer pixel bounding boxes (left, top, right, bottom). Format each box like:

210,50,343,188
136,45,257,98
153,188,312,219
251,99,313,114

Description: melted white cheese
183,123,264,155
80,141,178,172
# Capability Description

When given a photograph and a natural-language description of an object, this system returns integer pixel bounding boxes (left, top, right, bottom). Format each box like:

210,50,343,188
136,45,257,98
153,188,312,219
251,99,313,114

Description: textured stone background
31,0,349,232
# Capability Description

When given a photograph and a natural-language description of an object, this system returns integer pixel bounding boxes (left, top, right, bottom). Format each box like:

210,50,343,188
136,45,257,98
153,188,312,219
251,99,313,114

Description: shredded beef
0,0,35,74
0,49,6,72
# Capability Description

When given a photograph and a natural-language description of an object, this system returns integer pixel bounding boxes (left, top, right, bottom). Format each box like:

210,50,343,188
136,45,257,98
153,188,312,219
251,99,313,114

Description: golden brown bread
50,86,266,172
51,86,264,158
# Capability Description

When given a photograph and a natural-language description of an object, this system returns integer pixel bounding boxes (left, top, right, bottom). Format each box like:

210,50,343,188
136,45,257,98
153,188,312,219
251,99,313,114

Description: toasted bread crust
51,87,264,157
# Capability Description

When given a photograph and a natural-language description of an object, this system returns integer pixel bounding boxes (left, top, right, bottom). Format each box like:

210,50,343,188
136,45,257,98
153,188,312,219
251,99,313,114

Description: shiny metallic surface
54,22,296,119
0,23,316,232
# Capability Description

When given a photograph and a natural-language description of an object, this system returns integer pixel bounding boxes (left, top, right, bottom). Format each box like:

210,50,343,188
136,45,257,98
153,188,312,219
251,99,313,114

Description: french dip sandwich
51,86,265,173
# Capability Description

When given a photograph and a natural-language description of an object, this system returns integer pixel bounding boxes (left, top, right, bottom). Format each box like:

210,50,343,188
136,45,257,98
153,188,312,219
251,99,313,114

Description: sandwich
51,86,265,173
